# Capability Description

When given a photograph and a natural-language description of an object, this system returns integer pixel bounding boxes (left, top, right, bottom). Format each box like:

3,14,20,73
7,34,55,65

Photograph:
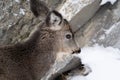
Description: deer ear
30,0,49,17
46,10,63,31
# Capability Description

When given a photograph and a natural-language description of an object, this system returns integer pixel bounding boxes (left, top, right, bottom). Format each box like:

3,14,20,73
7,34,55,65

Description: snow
70,44,120,80
19,8,25,15
100,0,117,5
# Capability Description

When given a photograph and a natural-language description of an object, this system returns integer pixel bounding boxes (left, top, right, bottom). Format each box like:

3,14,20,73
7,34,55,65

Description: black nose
72,48,81,54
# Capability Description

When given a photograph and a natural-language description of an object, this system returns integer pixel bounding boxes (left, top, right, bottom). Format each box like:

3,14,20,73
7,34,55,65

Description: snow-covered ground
100,0,117,5
69,44,120,80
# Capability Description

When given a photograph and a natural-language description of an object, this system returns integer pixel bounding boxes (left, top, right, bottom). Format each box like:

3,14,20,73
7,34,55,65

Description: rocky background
75,0,120,48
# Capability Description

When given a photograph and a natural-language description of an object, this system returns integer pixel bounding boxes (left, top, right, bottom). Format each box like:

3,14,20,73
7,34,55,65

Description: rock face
59,0,101,32
75,1,120,48
0,0,37,44
41,56,81,80
0,0,65,45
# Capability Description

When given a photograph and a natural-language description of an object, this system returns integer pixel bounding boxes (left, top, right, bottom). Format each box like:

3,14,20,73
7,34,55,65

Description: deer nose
72,48,81,54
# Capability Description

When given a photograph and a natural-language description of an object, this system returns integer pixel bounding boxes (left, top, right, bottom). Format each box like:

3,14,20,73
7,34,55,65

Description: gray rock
0,0,35,44
41,56,81,80
75,1,120,48
0,0,65,45
70,0,101,32
58,0,101,32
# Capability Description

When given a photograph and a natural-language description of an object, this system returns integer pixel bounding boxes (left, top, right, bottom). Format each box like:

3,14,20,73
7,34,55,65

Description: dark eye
66,34,72,39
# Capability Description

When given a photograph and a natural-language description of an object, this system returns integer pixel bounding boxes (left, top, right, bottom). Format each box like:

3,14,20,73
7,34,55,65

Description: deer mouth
72,48,81,54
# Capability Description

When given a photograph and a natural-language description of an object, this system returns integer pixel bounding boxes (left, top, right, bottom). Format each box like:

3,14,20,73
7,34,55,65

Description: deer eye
66,34,72,39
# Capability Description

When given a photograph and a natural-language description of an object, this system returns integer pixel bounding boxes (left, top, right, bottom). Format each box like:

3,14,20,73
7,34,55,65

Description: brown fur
0,23,55,80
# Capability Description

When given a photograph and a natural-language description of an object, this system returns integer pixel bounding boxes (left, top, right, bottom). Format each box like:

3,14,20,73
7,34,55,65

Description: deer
0,0,91,80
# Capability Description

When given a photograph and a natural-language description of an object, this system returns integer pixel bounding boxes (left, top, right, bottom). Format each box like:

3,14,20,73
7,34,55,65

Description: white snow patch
69,76,87,80
13,13,18,16
69,44,120,80
15,0,20,3
99,34,105,40
100,0,117,5
19,8,25,15
8,24,12,27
